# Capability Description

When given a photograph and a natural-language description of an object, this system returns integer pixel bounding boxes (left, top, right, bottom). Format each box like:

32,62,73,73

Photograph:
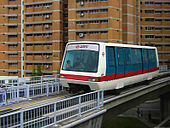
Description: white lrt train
60,41,159,93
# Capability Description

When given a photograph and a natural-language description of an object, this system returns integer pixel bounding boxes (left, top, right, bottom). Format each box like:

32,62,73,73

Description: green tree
31,69,36,76
37,65,42,76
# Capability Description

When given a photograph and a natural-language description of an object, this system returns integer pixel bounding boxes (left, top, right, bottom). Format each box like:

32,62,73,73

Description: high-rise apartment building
68,0,122,43
140,0,170,66
0,0,169,77
0,0,64,77
122,0,141,44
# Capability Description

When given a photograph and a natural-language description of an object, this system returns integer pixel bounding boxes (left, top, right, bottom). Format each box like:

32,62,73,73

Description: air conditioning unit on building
45,15,50,19
45,65,50,69
80,1,84,6
44,24,50,29
46,55,49,59
46,6,50,9
80,13,84,17
80,24,84,27
46,35,50,38
79,33,84,38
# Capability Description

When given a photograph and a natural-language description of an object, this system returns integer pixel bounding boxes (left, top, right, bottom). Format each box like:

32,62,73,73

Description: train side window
117,47,124,65
132,48,142,64
149,49,157,64
125,48,131,65
107,47,115,67
143,49,148,63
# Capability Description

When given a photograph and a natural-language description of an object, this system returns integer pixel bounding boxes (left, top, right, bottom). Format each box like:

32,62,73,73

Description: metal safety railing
159,65,168,72
0,90,104,128
0,75,64,106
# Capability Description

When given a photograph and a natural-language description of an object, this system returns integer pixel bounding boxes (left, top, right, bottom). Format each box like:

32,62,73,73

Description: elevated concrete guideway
0,71,170,128
61,74,170,128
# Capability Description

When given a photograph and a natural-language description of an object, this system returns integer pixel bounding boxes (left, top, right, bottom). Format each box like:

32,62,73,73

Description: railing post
101,90,104,106
26,85,29,100
17,78,19,102
78,96,81,117
20,111,23,128
54,103,56,125
46,82,49,96
41,76,43,95
97,90,100,109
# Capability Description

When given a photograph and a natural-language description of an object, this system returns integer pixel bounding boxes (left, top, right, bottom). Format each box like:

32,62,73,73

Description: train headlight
88,77,100,82
60,75,66,78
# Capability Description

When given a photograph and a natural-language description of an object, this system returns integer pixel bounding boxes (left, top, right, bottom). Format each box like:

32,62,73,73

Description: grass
102,117,150,128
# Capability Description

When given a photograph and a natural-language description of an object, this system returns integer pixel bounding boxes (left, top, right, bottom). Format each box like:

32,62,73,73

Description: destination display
67,44,99,51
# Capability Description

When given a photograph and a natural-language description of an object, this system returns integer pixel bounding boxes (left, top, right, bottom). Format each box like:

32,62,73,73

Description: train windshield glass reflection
62,44,99,73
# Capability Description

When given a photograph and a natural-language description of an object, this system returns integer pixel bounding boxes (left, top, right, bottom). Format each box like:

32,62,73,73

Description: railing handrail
0,90,104,128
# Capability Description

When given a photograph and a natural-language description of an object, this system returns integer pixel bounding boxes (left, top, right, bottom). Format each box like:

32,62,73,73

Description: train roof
68,41,156,49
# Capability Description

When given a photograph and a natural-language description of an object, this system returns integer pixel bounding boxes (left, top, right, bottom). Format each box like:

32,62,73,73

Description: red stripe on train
60,67,159,82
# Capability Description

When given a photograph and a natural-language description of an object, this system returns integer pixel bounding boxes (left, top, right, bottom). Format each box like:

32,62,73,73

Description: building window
155,2,162,5
9,72,18,75
155,27,162,30
100,20,108,23
34,4,42,7
43,3,52,7
155,36,162,38
26,5,32,8
8,53,18,56
165,11,170,14
8,63,18,65
8,16,18,20
89,21,99,24
26,53,32,56
100,9,108,12
34,34,42,37
145,18,154,22
165,19,170,22
164,2,170,5
8,7,18,10
155,11,162,14
145,35,154,39
26,15,32,18
145,10,154,14
8,26,18,29
26,34,33,37
8,35,17,38
89,10,98,13
8,44,18,47
165,27,170,30
145,2,154,5
34,14,42,17
89,32,99,34
155,19,162,22
34,53,42,56
89,0,99,2
101,31,108,34
145,27,154,30
26,24,33,27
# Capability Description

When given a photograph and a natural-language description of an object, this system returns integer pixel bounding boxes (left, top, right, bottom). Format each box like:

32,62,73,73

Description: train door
142,49,149,73
148,49,157,72
106,47,116,79
124,48,133,77
115,47,125,78
131,48,143,75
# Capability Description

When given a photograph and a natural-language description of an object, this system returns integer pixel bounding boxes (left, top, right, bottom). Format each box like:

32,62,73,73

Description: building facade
0,0,65,77
68,0,122,43
0,0,169,77
140,0,170,66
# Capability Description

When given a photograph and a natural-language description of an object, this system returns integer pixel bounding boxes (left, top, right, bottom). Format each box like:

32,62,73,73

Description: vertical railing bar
20,111,23,128
78,96,81,117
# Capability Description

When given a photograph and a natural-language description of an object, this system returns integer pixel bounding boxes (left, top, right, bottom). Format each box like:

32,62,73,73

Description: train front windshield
62,44,99,73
